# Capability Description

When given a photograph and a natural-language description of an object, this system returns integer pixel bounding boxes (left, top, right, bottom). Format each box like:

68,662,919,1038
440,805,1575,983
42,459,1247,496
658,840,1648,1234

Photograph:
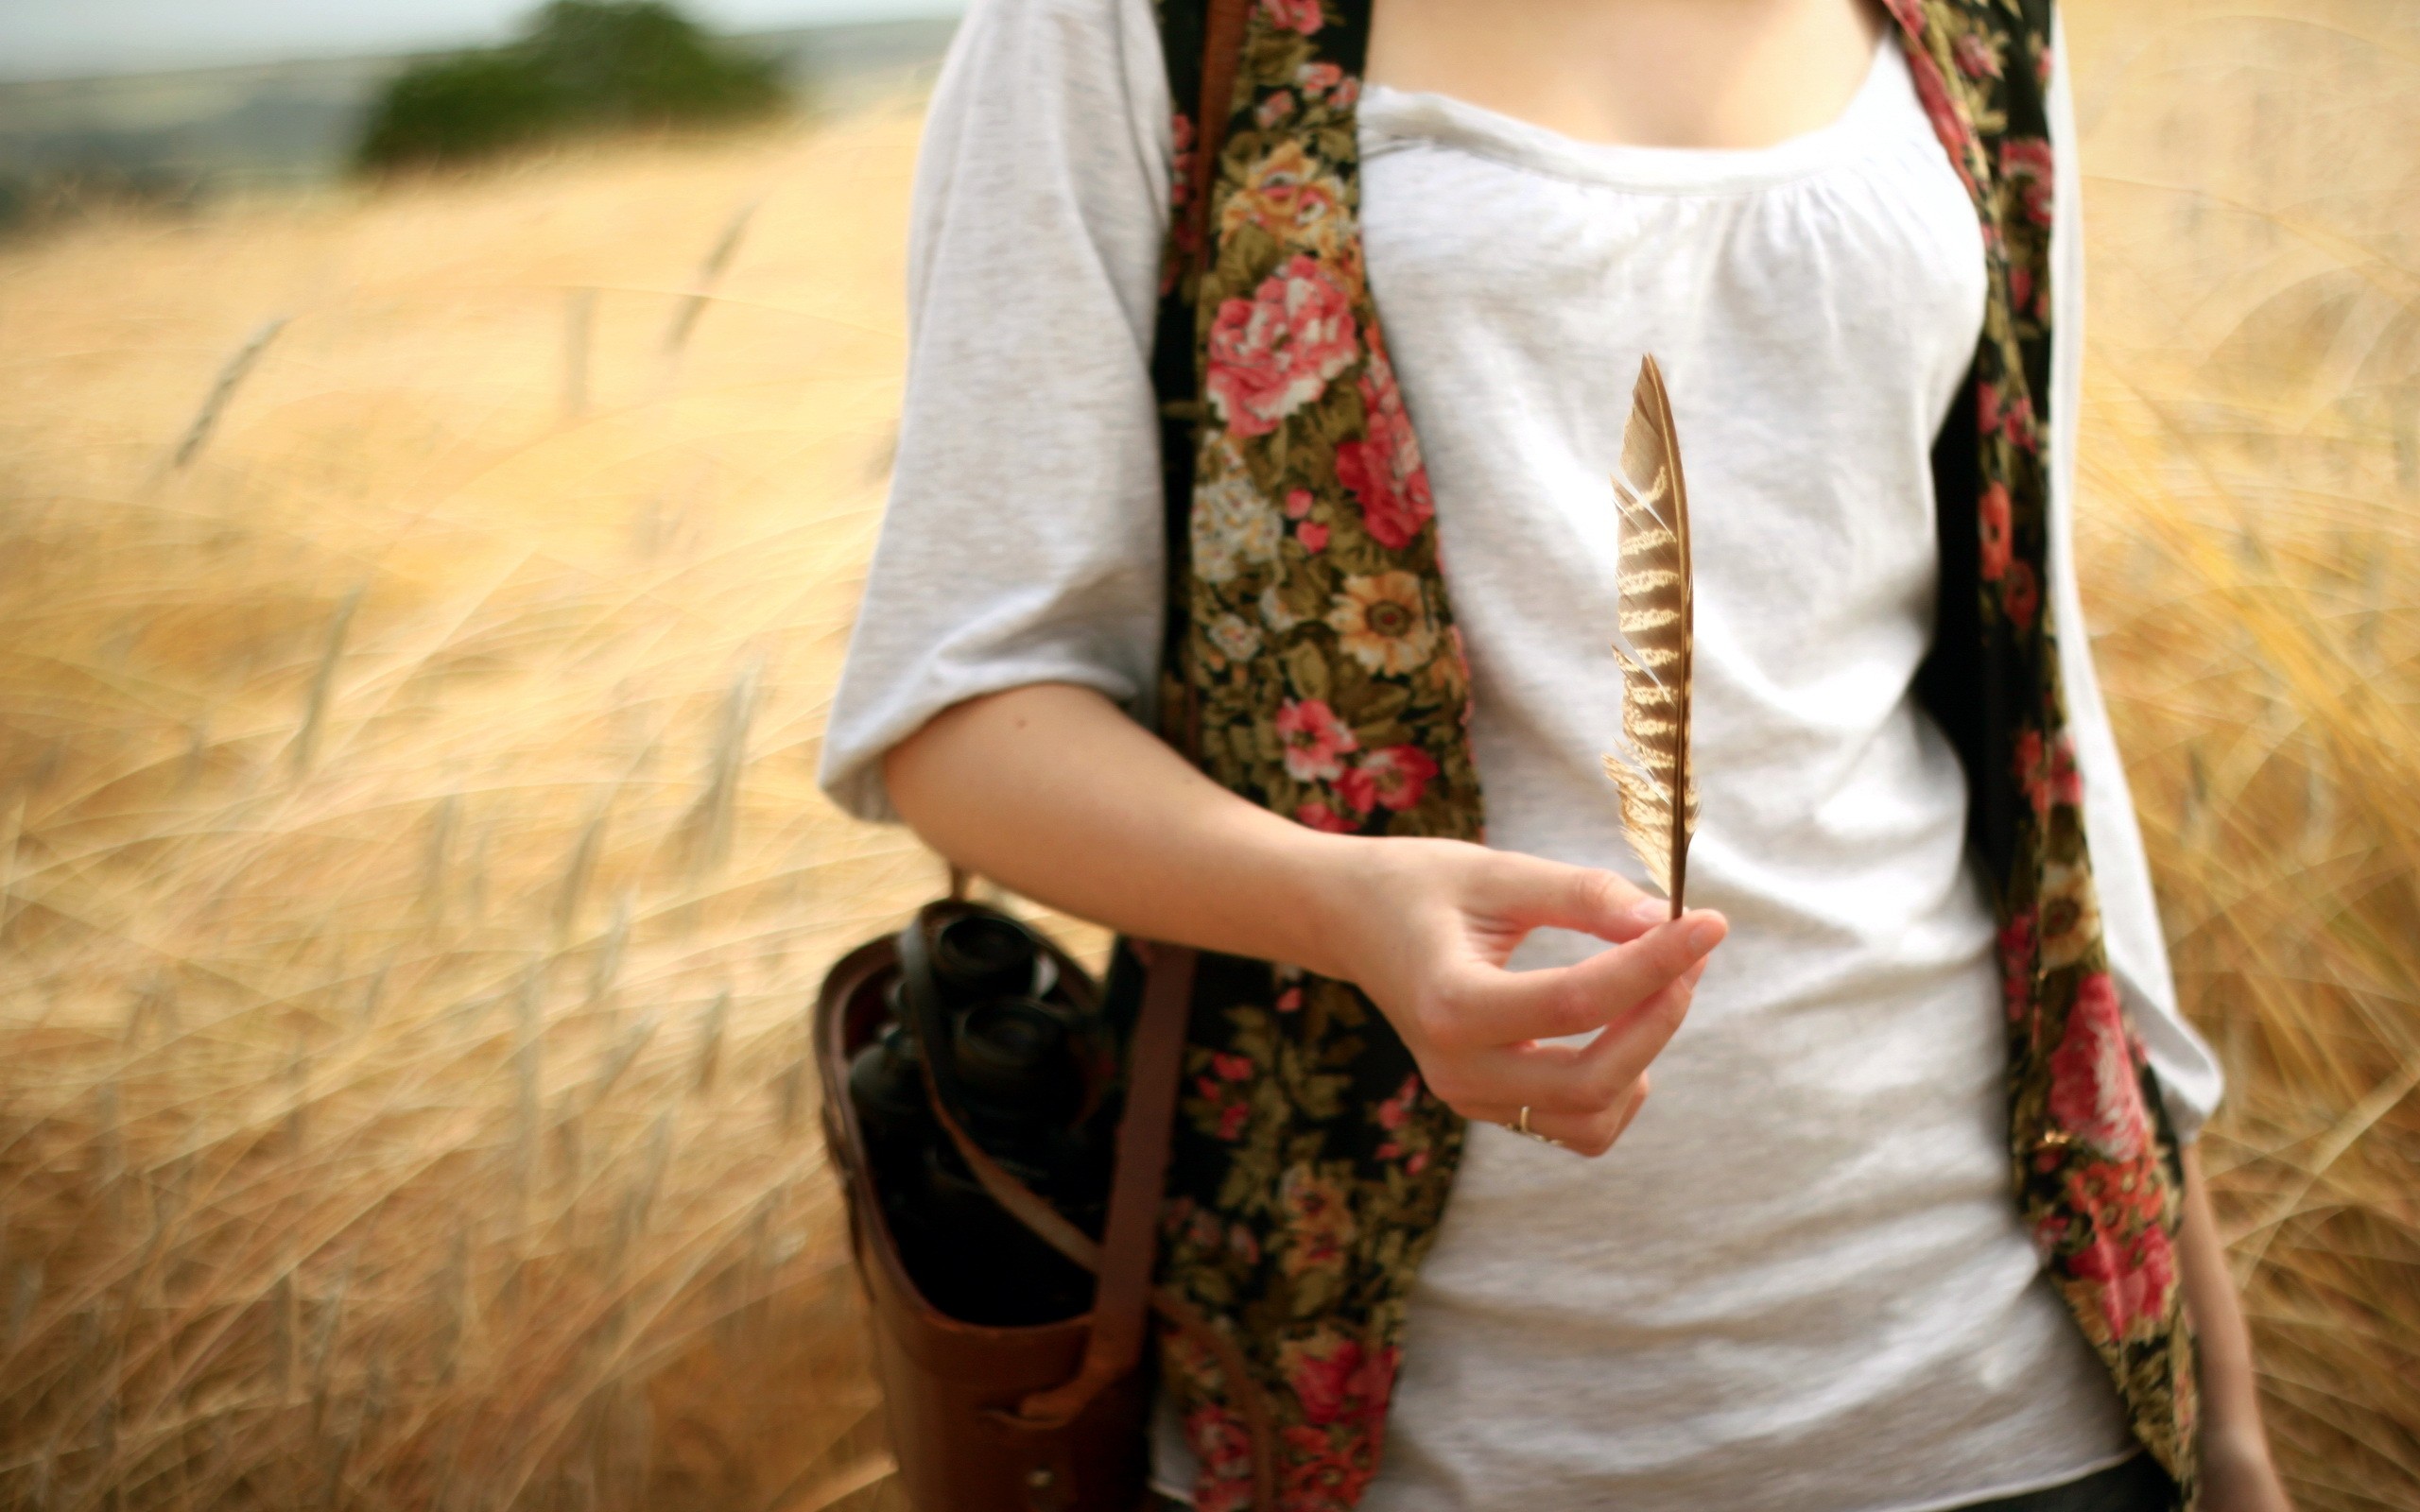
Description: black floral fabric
1134,2,2197,1505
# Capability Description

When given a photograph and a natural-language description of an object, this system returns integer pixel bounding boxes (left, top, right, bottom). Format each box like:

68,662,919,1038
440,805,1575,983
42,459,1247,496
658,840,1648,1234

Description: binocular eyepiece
927,912,1058,1002
847,908,1110,1327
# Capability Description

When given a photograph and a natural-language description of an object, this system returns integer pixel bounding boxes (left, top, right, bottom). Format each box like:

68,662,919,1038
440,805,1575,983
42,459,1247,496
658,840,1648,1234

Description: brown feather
1600,354,1698,916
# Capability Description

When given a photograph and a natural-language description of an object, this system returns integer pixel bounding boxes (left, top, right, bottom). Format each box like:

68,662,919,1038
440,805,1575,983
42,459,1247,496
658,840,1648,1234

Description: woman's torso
805,0,2198,1501
1163,31,2136,1512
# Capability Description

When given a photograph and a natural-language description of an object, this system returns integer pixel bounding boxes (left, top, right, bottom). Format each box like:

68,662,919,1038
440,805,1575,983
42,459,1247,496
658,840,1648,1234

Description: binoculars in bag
821,901,1282,1512
844,909,1117,1327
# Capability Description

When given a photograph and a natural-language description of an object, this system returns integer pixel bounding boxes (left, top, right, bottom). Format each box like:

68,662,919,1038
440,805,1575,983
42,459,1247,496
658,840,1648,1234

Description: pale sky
0,0,967,80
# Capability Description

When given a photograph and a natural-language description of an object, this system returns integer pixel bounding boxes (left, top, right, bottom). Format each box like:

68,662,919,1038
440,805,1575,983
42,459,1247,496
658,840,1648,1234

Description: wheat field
0,4,2413,1509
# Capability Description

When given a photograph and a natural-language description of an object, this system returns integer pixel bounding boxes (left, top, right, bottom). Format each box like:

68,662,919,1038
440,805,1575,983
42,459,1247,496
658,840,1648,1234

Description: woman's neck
1362,0,1888,150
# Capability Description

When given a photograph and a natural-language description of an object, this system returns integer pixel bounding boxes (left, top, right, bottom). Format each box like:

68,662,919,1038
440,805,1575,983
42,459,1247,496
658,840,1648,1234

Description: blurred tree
356,1,786,172
356,52,562,168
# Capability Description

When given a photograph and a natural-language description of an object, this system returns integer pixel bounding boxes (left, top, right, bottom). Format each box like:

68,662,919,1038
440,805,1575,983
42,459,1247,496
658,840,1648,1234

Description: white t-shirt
819,3,2224,1508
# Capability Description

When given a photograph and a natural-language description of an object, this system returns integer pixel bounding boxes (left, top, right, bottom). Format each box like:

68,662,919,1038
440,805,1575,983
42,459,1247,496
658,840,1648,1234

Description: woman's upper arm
2044,12,2224,1139
821,0,1178,823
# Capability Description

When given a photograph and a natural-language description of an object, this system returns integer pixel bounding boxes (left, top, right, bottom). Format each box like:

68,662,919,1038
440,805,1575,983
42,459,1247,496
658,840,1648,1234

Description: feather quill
1601,354,1698,917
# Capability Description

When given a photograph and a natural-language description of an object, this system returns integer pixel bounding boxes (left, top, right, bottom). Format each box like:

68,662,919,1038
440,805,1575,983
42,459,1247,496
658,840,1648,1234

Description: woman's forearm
881,682,1362,976
879,681,1728,1157
2177,1144,2292,1507
2177,1147,2266,1440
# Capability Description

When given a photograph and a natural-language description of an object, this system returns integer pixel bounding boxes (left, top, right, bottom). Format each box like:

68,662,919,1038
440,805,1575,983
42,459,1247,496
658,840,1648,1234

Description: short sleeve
818,0,1177,822
2044,15,2225,1142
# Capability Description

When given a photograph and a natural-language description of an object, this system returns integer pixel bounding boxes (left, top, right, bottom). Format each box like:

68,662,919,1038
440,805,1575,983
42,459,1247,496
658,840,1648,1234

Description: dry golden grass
0,110,952,1511
2068,4,2419,1502
0,4,2412,1509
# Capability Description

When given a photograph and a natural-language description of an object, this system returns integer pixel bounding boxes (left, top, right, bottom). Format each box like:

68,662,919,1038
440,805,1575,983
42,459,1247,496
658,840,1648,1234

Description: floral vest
1136,3,2198,1506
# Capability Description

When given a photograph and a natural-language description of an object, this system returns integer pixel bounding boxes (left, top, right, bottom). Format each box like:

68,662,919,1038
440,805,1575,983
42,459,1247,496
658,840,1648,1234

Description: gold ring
1504,1107,1564,1147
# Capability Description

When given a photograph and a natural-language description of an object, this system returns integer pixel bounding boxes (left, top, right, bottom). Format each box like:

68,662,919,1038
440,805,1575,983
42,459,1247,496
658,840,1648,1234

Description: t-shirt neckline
1359,34,1912,194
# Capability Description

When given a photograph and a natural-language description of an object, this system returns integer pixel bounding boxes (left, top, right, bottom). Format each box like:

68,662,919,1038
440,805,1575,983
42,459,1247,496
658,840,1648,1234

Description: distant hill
0,18,956,209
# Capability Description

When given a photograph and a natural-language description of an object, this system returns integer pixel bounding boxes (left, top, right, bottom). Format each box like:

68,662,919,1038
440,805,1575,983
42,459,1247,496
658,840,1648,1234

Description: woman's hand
1308,838,1725,1155
887,684,1724,1156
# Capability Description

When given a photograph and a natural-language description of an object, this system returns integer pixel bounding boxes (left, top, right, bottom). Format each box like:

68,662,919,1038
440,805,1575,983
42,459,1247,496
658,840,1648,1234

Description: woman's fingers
1562,958,1706,1095
1426,910,1726,1050
1468,856,1667,951
1346,845,1720,1148
1413,935,1714,1118
1432,970,1695,1115
1470,1074,1652,1158
1611,1073,1651,1142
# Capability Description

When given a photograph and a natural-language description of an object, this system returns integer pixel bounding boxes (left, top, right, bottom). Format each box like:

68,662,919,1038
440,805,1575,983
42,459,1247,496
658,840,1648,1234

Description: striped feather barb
1602,354,1698,917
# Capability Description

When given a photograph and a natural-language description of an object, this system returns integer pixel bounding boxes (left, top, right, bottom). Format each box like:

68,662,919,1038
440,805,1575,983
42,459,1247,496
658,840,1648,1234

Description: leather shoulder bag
816,902,1274,1511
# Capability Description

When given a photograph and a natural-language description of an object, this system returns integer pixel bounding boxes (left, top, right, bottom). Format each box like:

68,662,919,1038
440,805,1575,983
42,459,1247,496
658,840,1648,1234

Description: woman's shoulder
931,0,1172,164
946,0,1167,82
959,0,1150,30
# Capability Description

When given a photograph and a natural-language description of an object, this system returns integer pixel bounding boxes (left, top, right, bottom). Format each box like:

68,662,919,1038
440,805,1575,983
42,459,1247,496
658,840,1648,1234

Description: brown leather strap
1013,941,1194,1422
1184,0,1255,255
908,921,1277,1507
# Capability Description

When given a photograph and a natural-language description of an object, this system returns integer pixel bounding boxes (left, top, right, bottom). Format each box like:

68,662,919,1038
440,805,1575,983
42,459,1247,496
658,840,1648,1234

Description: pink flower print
1333,337,1435,549
1298,520,1330,553
2048,972,2152,1160
1278,1166,1357,1278
1167,112,1196,214
1186,1404,1256,1512
1261,0,1323,35
1275,696,1357,781
2068,1224,2177,1340
2003,558,2040,630
1277,1331,1396,1429
1279,1426,1364,1512
1212,1051,1254,1082
1979,483,2014,581
1276,986,1305,1013
1893,22,1982,195
1217,1100,1251,1141
1272,1335,1399,1512
2009,263,2040,320
2001,137,2055,227
1287,1336,1364,1426
1979,382,2037,453
2014,729,2083,823
1998,907,2036,1022
1294,61,1343,97
1255,89,1295,129
2051,738,2083,807
2014,729,2047,816
1205,254,1359,438
2004,393,2039,454
1336,744,1439,816
1293,800,1356,833
1285,488,1315,519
